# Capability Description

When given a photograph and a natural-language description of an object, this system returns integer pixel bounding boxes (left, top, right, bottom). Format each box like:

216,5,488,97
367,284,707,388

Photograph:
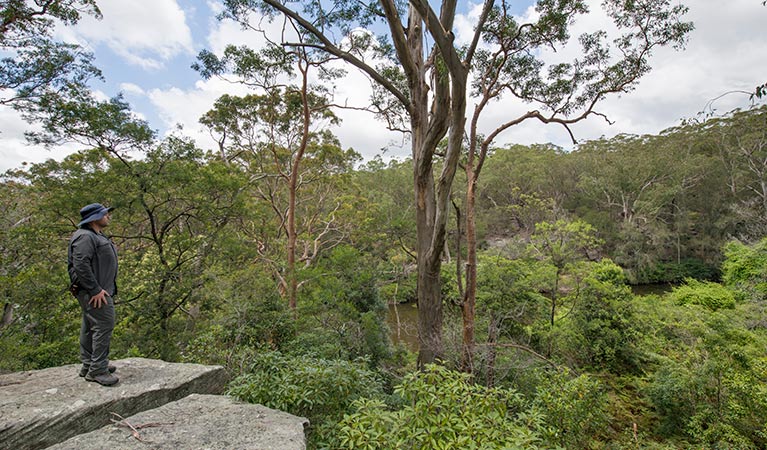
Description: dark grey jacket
68,228,118,297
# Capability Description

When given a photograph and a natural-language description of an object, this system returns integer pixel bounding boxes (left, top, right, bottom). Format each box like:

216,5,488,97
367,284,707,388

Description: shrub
532,371,607,449
722,239,767,302
564,259,641,372
668,279,736,311
227,351,384,435
645,309,767,449
336,365,554,450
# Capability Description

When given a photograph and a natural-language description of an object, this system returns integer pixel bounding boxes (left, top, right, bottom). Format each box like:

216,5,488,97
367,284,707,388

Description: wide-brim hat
78,203,114,227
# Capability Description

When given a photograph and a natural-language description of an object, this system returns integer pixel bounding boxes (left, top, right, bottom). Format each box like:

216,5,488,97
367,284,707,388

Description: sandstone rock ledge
0,358,229,450
48,394,309,450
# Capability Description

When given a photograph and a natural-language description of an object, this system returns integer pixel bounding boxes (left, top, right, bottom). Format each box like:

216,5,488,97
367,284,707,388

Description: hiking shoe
79,364,116,377
84,371,119,386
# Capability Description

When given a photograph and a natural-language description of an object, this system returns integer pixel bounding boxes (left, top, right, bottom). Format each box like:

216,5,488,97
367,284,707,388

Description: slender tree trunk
462,171,478,373
552,272,561,326
486,315,499,388
287,187,298,311
452,199,464,298
547,271,560,357
286,56,311,312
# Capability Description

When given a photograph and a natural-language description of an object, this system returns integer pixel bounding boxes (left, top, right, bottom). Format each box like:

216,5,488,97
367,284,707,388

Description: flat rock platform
0,358,230,449
47,394,309,450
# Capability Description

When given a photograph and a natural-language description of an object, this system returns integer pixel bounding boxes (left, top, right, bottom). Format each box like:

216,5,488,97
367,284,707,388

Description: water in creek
387,302,420,352
631,283,675,296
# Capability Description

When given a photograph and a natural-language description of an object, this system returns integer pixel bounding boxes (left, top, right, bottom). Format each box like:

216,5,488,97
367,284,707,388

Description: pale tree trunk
261,0,477,365
410,6,443,364
286,52,313,313
462,156,478,373
411,0,468,367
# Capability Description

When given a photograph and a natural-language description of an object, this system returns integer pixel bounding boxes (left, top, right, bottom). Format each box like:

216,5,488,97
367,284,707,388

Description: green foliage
25,93,155,152
292,245,393,366
644,296,767,449
0,180,82,370
180,268,295,373
0,271,80,371
636,258,719,284
668,279,736,311
0,0,102,110
561,259,641,372
529,219,602,271
227,350,384,445
337,365,553,450
473,253,549,358
532,371,607,449
476,254,547,313
476,145,568,237
722,238,767,301
701,108,767,241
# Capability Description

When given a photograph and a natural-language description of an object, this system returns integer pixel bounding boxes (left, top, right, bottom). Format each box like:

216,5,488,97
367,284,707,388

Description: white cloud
205,7,300,55
142,10,406,160
182,0,767,159
119,83,146,96
456,0,767,149
0,106,81,173
62,0,195,70
147,77,249,146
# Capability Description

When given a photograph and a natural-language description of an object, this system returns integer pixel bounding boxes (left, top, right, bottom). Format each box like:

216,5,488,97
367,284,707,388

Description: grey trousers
77,293,115,375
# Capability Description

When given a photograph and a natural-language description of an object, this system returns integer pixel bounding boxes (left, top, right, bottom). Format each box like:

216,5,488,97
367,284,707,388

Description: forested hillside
2,107,767,449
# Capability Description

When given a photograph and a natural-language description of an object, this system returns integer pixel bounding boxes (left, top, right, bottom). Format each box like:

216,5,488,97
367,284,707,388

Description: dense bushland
2,107,767,448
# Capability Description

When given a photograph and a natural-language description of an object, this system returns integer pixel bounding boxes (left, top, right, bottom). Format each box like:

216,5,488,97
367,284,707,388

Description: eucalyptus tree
211,0,691,366
0,0,102,111
454,0,692,371
197,34,360,311
207,0,486,365
201,93,360,312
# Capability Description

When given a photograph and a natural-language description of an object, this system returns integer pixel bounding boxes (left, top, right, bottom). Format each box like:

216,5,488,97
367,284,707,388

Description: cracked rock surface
0,358,228,450
48,394,309,450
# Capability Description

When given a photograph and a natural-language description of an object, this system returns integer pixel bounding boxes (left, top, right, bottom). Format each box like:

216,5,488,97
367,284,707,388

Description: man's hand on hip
89,290,110,308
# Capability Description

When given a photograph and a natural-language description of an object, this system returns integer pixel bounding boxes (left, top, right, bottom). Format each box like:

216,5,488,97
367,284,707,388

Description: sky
0,0,765,172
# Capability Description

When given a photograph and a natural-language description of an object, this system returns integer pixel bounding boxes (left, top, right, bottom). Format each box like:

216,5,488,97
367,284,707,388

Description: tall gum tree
196,30,358,312
215,0,691,366
457,0,692,372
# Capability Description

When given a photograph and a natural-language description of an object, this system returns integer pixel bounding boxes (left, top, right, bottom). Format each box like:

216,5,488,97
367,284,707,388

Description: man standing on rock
68,203,119,386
